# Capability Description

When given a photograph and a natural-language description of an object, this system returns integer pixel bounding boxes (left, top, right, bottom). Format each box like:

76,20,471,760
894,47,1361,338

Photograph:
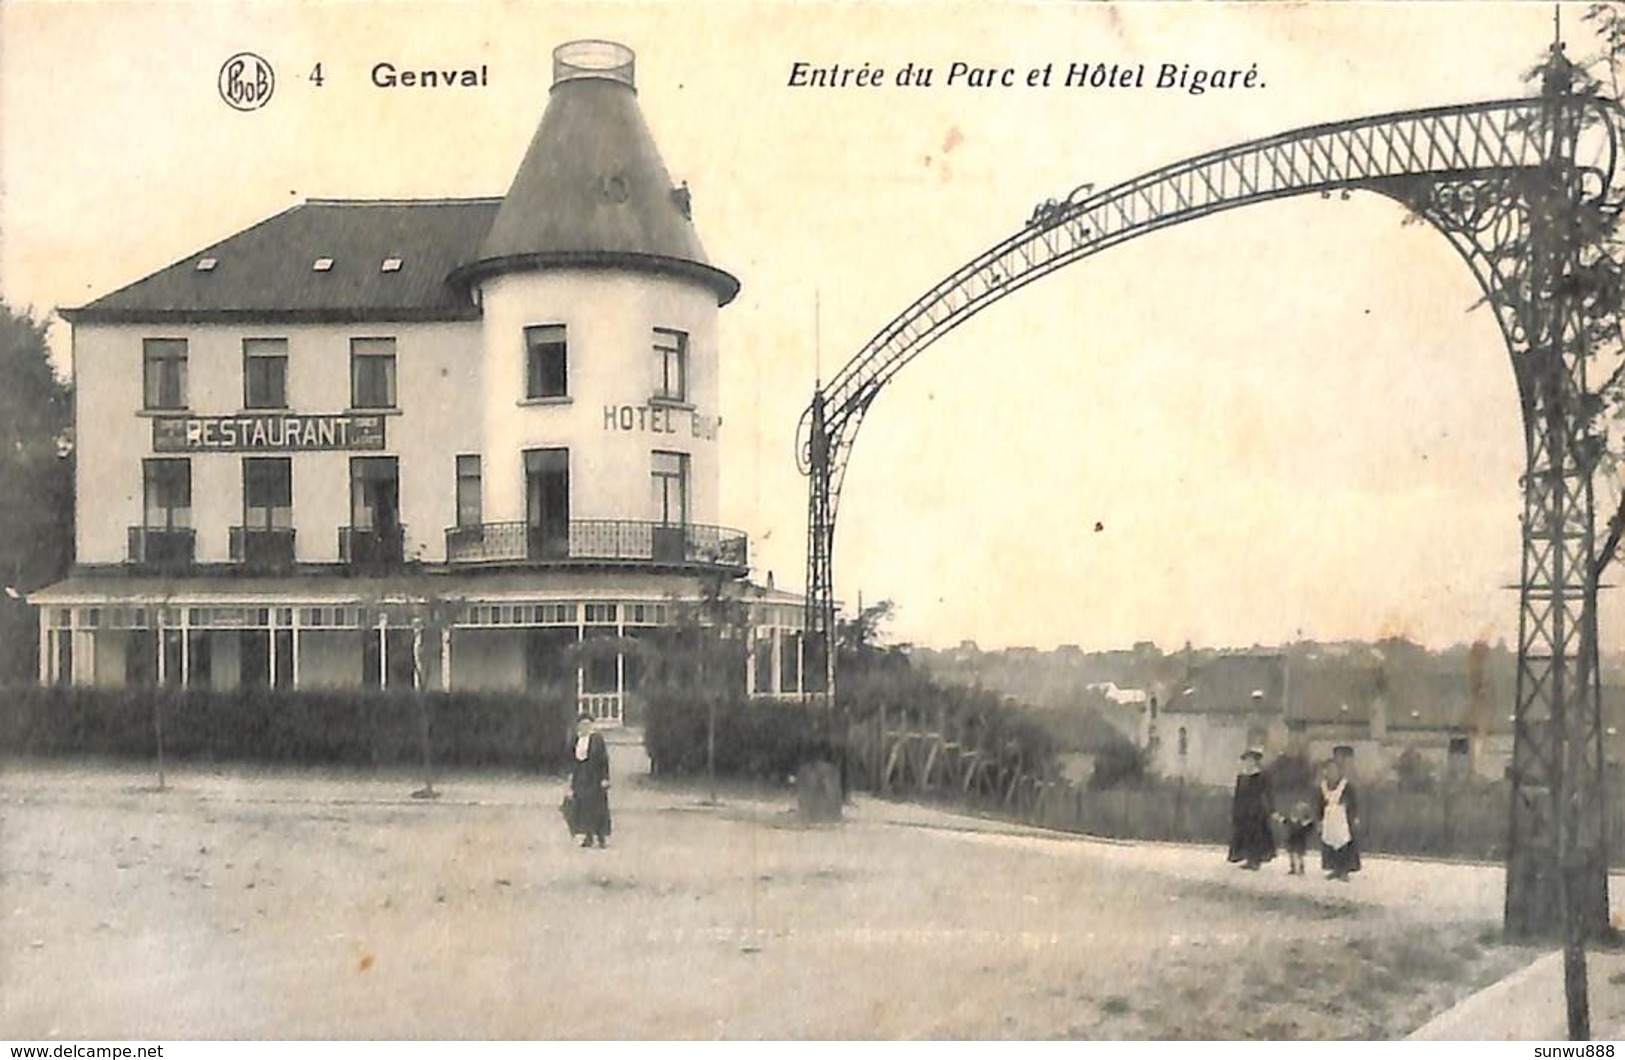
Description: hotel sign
152,413,387,452
602,404,720,440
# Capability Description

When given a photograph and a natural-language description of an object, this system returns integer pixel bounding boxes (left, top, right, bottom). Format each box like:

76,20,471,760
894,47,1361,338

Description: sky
0,0,1613,653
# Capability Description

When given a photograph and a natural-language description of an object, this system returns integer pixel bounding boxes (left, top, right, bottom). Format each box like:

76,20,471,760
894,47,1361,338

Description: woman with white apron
1317,751,1361,881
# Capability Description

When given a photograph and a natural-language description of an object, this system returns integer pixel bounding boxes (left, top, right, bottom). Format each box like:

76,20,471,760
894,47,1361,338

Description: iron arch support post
804,389,837,706
1388,165,1613,943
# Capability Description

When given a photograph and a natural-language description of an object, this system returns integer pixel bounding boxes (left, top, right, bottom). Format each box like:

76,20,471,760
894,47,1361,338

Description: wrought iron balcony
445,519,748,573
229,526,296,573
340,525,407,572
127,526,195,571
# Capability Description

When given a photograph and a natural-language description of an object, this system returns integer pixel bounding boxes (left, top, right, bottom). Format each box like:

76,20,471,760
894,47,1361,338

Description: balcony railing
229,526,296,573
340,525,407,572
445,519,748,572
127,526,196,570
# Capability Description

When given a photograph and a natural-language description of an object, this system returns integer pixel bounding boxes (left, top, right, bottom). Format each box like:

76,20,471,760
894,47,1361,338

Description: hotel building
32,40,808,723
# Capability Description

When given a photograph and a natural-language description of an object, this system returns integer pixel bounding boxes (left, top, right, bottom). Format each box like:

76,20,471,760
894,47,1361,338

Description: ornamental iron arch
799,51,1625,945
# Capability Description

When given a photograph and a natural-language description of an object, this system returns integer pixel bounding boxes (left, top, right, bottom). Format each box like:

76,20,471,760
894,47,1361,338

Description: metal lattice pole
804,389,837,705
1504,49,1611,971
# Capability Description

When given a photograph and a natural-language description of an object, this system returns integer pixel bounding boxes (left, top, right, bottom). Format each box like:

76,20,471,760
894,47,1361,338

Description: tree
1554,8,1625,579
624,573,751,799
0,302,73,684
838,598,896,654
836,597,910,691
1394,746,1437,793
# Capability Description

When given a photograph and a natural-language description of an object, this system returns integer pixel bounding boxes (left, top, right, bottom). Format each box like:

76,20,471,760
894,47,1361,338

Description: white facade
34,39,805,723
476,269,722,528
71,276,725,568
74,320,481,565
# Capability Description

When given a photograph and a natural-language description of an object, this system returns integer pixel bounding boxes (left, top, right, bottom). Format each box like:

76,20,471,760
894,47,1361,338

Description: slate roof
1284,649,1518,734
471,75,737,307
1161,654,1287,716
63,199,502,324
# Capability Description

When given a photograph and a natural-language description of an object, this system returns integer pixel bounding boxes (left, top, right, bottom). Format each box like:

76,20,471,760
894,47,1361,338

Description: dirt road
0,744,1556,1039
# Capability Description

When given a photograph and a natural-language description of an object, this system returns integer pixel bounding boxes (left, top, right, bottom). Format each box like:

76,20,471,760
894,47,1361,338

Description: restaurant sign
152,413,387,452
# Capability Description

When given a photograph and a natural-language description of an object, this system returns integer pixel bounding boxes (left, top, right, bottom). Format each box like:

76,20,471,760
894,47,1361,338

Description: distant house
918,639,1625,791
1130,645,1509,787
1282,643,1516,783
1155,642,1625,788
1142,653,1287,786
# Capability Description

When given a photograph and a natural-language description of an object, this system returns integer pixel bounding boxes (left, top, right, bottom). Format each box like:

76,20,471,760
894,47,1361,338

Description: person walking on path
568,712,612,849
1278,800,1315,876
1317,749,1361,881
1228,747,1277,870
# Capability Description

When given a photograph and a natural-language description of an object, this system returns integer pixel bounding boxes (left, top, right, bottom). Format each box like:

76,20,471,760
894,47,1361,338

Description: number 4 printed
310,62,324,87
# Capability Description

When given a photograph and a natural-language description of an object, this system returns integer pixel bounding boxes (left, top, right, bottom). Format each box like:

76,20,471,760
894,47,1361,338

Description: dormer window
195,257,218,272
313,257,334,272
381,257,402,273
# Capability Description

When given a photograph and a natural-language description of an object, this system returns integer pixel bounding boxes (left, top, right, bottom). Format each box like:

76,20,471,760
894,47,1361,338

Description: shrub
1395,746,1437,793
1268,750,1314,793
1089,737,1148,790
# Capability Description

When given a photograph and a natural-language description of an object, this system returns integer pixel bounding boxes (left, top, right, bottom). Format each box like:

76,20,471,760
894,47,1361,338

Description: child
1279,801,1315,876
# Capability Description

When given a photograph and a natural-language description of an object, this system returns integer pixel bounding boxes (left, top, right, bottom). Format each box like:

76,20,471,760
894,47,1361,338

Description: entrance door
525,449,569,560
650,451,689,562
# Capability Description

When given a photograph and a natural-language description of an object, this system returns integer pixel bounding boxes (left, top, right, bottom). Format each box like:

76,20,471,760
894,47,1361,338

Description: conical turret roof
464,41,738,305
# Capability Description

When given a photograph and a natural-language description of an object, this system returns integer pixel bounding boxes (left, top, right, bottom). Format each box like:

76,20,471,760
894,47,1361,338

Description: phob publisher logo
219,52,275,111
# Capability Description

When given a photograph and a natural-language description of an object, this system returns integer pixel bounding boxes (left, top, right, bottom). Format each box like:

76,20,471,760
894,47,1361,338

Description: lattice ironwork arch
799,86,1625,946
798,96,1625,503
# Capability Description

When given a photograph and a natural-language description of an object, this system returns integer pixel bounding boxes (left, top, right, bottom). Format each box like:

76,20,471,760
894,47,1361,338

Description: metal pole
878,700,887,794
708,693,717,805
1533,42,1588,1037
153,688,166,792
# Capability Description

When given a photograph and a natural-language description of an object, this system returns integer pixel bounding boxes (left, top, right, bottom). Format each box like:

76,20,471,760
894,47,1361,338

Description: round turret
455,40,739,306
467,41,735,559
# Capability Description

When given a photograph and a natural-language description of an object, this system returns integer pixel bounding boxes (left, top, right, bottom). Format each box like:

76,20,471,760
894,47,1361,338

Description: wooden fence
846,706,1047,817
846,713,1625,865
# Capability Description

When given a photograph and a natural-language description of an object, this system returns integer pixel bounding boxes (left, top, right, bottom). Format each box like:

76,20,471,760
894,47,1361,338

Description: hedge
0,685,574,770
643,691,830,781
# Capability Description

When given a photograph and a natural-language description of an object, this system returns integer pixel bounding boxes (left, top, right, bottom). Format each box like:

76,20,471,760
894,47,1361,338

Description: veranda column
440,624,452,692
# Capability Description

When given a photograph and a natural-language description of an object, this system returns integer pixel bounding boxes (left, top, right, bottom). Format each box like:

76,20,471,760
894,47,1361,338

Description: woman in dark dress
1316,753,1361,881
569,712,612,849
1228,747,1277,870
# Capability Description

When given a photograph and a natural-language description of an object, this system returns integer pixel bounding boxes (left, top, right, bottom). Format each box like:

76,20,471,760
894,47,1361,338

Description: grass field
0,745,1562,1039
